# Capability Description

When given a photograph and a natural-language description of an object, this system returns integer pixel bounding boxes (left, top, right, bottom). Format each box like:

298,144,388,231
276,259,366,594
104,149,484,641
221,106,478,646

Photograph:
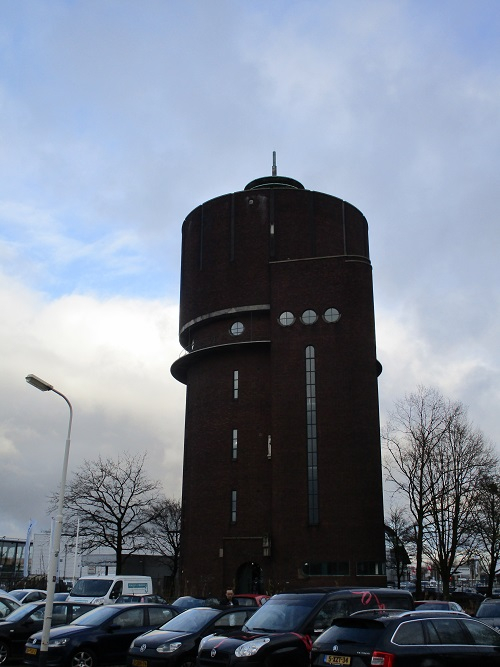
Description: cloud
1,0,500,537
0,271,185,535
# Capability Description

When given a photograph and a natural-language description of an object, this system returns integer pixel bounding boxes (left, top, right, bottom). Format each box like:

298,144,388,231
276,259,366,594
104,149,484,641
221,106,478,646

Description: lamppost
25,374,73,667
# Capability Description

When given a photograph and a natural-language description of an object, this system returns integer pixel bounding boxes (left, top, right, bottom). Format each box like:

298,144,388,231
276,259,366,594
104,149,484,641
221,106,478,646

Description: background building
171,167,386,596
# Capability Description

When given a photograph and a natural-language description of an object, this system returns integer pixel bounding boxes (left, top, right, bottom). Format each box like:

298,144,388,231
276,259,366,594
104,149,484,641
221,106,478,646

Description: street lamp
26,374,73,667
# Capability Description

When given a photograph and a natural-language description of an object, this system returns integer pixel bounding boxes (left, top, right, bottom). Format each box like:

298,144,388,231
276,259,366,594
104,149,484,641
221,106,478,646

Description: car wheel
0,640,9,665
70,648,97,667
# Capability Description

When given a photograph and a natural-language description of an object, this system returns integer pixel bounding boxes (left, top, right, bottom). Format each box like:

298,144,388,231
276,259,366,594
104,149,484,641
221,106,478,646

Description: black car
0,601,95,664
476,598,500,630
171,597,220,612
128,606,257,667
311,610,500,666
23,603,179,667
197,587,414,667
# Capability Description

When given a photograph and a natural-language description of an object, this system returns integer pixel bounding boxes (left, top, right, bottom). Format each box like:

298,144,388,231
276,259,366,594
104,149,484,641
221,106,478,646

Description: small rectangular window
232,429,238,460
233,370,239,399
231,490,237,523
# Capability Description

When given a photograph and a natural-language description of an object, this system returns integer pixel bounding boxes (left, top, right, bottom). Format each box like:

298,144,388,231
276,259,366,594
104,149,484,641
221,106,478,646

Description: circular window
323,308,341,323
278,311,295,327
230,321,245,336
300,309,318,325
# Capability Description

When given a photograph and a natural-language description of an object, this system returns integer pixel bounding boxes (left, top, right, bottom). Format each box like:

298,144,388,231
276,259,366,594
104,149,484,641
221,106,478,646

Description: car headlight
48,638,69,647
156,642,182,654
235,637,270,657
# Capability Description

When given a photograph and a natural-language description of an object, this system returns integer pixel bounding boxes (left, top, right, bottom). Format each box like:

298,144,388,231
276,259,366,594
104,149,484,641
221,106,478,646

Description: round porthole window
278,311,295,327
323,307,341,323
300,309,318,325
230,321,245,336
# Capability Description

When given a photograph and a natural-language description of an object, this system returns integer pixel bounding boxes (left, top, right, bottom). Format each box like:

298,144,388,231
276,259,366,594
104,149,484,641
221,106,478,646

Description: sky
1,0,500,540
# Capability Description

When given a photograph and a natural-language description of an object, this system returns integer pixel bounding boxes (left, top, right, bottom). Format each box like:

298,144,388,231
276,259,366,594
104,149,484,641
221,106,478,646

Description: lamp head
26,374,53,392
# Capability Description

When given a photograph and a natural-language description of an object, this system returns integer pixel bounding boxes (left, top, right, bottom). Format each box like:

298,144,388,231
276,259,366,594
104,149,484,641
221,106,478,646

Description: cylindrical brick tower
171,168,386,596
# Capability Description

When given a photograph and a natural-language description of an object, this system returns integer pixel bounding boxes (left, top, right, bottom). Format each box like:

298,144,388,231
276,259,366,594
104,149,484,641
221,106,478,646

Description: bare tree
147,497,181,597
385,506,413,589
383,386,449,598
473,471,500,596
48,452,162,573
423,410,495,599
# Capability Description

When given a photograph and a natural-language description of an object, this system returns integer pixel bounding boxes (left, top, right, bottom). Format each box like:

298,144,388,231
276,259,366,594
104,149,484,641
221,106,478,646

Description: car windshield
0,603,38,622
319,619,386,645
70,579,112,597
159,608,221,632
244,596,319,633
71,605,119,626
477,603,500,619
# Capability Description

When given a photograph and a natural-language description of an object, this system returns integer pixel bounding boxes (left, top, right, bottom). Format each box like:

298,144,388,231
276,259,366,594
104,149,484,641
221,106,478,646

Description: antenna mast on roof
272,151,277,176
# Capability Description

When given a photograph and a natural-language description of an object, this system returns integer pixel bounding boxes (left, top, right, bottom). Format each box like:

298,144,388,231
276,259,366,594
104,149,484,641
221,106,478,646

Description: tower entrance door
236,562,263,594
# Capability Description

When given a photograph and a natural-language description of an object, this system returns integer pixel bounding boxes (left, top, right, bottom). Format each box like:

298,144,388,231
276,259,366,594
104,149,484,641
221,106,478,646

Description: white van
67,575,153,605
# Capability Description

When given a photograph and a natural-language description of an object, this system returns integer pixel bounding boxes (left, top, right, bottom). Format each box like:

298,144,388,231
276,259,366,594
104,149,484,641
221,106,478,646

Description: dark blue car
23,604,178,667
0,601,94,664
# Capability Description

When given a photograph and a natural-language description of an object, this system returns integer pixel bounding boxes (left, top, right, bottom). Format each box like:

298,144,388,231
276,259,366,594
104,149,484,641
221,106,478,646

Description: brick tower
171,162,386,596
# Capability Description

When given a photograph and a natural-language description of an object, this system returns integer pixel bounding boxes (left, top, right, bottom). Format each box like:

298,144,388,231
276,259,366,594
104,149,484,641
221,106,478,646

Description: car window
316,600,349,626
426,619,469,645
72,605,94,619
51,606,68,624
463,619,500,646
148,607,176,626
477,603,500,619
29,608,45,622
393,620,425,645
214,610,249,628
0,601,12,618
113,607,144,628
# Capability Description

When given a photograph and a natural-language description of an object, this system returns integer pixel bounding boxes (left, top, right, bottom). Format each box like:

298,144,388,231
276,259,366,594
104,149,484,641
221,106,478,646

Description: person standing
220,588,239,606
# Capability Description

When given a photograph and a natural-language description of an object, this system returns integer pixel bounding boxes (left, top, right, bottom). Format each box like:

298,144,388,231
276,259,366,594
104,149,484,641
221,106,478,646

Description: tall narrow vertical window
232,429,238,460
305,345,319,524
233,370,239,399
231,490,237,523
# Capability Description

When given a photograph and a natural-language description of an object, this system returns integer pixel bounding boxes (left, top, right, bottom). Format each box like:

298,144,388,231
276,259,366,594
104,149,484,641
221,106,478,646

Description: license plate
132,660,147,667
25,648,38,656
324,656,351,666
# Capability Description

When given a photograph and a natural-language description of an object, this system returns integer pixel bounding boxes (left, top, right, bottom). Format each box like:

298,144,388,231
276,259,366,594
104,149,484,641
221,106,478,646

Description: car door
10,606,45,655
424,617,492,665
98,607,149,664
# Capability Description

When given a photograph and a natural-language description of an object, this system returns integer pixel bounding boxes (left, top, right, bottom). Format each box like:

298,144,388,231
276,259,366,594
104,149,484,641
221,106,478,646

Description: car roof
336,610,471,625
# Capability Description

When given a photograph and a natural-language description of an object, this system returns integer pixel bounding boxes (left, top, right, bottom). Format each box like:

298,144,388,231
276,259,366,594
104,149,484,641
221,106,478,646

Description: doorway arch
236,562,263,594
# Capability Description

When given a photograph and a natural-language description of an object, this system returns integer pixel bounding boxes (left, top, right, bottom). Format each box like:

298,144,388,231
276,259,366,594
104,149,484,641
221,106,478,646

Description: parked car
8,589,46,604
414,600,464,612
233,594,270,607
0,600,95,664
450,590,484,615
0,595,20,620
197,587,414,667
476,597,500,630
23,603,179,667
115,595,169,605
311,609,500,666
128,605,258,667
171,597,219,611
